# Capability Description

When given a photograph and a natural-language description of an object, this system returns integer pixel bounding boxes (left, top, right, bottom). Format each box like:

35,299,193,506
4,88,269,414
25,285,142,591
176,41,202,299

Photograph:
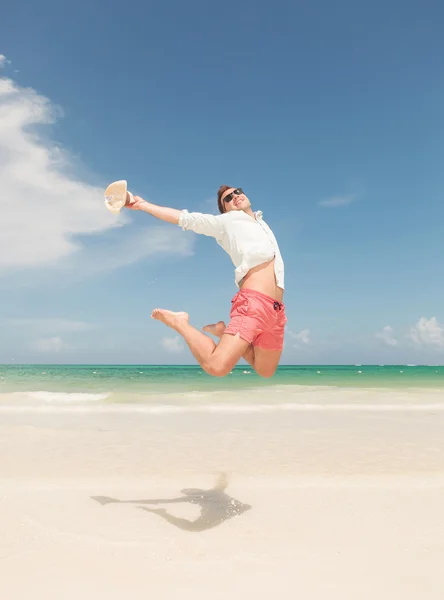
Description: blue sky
0,0,443,364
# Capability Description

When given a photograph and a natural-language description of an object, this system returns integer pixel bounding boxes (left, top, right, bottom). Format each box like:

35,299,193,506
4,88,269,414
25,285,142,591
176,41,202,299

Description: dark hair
217,185,233,214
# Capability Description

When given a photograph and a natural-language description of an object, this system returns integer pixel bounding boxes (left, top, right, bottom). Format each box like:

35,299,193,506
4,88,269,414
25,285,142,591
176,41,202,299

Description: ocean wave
27,391,110,403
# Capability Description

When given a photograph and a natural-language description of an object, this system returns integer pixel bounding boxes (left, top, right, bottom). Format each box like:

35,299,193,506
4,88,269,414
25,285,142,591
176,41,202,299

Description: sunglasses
223,188,244,203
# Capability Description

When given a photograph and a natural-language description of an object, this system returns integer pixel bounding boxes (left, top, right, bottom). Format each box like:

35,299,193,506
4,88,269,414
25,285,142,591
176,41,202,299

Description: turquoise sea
1,364,443,399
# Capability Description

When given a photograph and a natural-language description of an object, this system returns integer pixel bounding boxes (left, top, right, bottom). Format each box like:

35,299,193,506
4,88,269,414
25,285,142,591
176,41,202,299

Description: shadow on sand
91,473,251,532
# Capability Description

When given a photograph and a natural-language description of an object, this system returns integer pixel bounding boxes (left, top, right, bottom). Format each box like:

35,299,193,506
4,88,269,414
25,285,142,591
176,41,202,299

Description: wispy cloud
288,328,311,347
30,336,71,353
409,317,444,349
375,325,398,346
1,318,93,335
161,336,184,353
0,73,194,277
4,318,89,354
0,54,11,68
318,194,358,208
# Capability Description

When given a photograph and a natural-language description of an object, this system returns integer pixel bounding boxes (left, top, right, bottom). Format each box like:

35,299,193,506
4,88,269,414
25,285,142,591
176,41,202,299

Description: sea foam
27,391,110,403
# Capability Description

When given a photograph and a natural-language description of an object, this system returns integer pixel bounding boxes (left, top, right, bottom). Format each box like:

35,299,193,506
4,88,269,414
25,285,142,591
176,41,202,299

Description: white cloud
375,325,398,346
0,55,12,68
2,317,92,334
0,74,194,276
30,336,70,353
409,317,444,349
65,225,194,276
318,194,357,208
288,328,310,346
6,318,88,354
161,336,184,353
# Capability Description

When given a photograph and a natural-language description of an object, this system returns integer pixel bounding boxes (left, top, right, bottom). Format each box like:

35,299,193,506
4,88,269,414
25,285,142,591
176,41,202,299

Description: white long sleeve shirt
178,209,285,290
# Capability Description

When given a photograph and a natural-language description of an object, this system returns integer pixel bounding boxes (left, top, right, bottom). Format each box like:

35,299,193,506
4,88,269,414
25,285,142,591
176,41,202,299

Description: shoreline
1,384,444,409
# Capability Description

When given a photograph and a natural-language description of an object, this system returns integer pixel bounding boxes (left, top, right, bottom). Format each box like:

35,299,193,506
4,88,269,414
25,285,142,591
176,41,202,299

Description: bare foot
202,321,226,338
151,309,189,330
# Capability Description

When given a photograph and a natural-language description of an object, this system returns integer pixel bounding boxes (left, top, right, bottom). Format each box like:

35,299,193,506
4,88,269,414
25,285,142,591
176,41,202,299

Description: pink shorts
224,289,287,351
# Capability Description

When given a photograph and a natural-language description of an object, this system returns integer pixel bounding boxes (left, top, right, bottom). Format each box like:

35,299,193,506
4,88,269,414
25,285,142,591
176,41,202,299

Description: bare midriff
240,258,283,302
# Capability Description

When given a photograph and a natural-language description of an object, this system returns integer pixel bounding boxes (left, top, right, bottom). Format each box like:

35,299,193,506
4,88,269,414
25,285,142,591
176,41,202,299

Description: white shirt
178,209,285,290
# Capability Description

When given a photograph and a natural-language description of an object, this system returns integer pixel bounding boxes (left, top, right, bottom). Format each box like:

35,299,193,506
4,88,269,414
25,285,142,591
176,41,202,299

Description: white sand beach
1,388,444,599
